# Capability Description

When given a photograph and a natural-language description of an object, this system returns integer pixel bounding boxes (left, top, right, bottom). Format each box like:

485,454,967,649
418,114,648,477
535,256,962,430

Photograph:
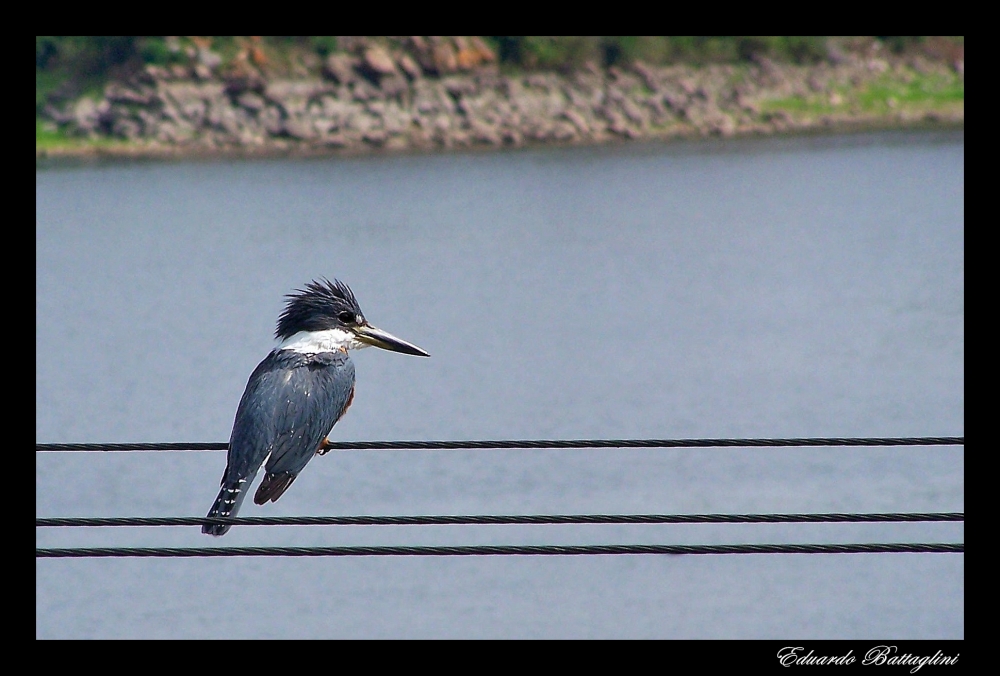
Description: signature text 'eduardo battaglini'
777,645,959,672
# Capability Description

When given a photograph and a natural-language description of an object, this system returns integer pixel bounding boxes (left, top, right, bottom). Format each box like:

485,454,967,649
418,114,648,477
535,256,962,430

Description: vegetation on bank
760,69,965,119
36,37,964,153
35,118,128,153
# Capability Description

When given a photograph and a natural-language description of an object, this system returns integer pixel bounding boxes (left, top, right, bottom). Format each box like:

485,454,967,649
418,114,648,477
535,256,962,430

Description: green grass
858,72,964,110
761,69,963,118
36,119,69,149
36,118,129,154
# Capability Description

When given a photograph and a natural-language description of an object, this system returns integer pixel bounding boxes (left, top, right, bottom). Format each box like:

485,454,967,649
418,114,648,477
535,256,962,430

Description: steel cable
36,543,965,558
36,512,964,528
35,436,965,452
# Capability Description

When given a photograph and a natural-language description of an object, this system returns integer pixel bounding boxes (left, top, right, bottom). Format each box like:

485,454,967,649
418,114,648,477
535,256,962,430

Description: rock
197,47,222,70
470,37,496,63
734,90,759,114
409,36,437,75
420,81,457,114
526,73,553,90
431,43,458,74
408,36,429,54
363,129,388,146
415,93,437,115
317,132,346,147
179,99,207,126
384,135,408,151
677,77,697,96
456,48,480,71
136,109,161,132
104,82,152,105
398,54,422,80
433,116,451,132
363,46,398,76
602,109,629,136
72,98,109,134
142,65,168,83
206,101,249,136
193,64,213,81
318,96,352,123
763,109,793,132
43,103,73,125
350,79,381,102
380,73,409,98
621,98,648,126
470,120,501,145
476,69,502,90
111,117,142,140
448,129,470,147
444,76,478,97
156,120,195,143
631,61,661,92
314,118,338,135
40,45,964,160
346,111,376,134
382,103,411,134
158,83,220,130
236,128,267,147
237,92,266,112
283,118,316,140
320,133,348,148
561,108,590,134
551,121,577,141
825,41,853,66
709,114,736,137
259,106,284,135
264,79,332,104
223,66,266,95
454,38,490,71
323,54,359,85
502,128,523,147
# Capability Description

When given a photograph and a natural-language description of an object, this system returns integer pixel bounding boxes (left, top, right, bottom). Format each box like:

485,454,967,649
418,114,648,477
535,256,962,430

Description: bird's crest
275,278,364,340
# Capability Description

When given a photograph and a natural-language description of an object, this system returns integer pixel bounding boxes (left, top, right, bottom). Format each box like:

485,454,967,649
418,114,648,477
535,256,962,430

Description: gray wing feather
224,350,355,483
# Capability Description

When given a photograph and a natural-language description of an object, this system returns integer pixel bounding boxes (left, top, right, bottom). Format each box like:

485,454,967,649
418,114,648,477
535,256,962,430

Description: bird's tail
202,475,254,536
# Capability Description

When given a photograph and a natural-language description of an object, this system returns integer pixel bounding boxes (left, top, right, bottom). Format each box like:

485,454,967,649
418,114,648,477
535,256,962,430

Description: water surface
36,131,964,638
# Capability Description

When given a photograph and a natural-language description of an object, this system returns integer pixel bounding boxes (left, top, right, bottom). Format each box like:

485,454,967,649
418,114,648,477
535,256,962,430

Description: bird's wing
224,350,355,483
262,350,356,477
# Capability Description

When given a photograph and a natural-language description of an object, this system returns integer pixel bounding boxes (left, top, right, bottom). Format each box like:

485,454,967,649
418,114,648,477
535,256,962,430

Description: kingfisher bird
203,278,428,536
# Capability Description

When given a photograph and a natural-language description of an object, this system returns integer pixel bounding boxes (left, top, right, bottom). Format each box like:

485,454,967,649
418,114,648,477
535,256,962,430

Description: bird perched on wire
203,278,428,536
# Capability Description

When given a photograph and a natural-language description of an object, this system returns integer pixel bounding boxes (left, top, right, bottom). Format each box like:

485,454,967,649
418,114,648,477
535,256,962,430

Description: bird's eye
338,311,355,324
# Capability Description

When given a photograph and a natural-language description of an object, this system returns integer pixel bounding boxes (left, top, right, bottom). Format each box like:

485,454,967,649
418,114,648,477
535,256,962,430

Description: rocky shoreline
38,46,963,160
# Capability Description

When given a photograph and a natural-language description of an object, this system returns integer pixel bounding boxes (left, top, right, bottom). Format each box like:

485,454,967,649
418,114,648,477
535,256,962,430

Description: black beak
353,324,429,357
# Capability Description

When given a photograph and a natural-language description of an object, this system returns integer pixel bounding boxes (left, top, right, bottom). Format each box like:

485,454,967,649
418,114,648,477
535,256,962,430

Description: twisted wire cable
35,436,965,452
36,543,965,558
36,512,965,528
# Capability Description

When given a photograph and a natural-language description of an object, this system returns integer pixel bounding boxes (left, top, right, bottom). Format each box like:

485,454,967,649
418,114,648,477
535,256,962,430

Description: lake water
36,130,964,639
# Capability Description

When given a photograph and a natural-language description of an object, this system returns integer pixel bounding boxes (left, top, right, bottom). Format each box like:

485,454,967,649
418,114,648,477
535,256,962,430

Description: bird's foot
317,438,332,455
